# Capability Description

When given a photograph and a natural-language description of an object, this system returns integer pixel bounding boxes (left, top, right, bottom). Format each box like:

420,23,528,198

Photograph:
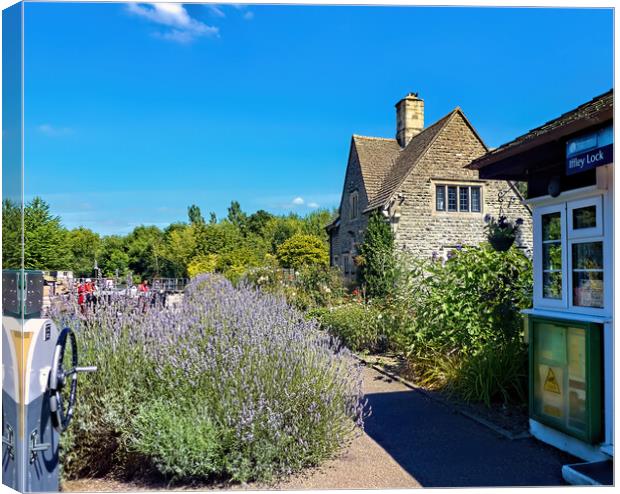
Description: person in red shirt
138,280,149,293
77,281,86,313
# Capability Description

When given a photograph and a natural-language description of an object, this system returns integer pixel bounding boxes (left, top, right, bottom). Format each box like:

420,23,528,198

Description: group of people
75,278,166,314
76,278,97,313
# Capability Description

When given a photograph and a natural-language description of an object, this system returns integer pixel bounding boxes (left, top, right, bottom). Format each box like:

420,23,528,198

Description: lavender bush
50,274,366,483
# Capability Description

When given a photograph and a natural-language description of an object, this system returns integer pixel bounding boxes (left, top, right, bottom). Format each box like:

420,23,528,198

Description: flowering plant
50,274,366,483
484,215,524,251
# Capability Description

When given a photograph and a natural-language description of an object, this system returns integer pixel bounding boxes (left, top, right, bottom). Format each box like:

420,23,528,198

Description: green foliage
247,209,274,235
387,244,532,405
23,197,72,270
126,225,165,278
276,234,329,270
227,200,248,234
311,303,388,353
187,204,205,225
2,199,22,269
98,236,129,277
67,227,102,277
161,224,196,278
187,254,218,278
194,222,243,256
357,212,396,299
3,195,333,289
445,339,528,406
132,400,223,479
247,265,345,312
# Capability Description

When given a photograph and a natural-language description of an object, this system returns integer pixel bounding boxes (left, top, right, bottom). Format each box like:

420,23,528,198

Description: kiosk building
469,90,613,479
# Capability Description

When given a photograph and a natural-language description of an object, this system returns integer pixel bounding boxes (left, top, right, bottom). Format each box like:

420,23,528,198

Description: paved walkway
63,365,577,491
281,365,577,489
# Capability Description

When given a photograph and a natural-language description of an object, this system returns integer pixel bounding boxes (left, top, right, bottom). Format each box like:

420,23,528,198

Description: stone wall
390,112,533,259
331,147,370,279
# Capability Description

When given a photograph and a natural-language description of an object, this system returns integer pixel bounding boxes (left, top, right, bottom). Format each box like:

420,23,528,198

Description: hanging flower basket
488,235,516,252
484,215,523,252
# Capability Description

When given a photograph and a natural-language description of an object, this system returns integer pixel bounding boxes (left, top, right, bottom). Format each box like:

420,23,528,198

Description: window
459,187,469,212
471,187,481,212
435,184,482,213
447,186,457,211
436,186,446,211
541,212,563,300
572,242,603,308
534,195,605,312
349,192,358,220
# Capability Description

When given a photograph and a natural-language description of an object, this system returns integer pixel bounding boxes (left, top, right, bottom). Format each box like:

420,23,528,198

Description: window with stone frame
349,191,359,220
435,184,483,213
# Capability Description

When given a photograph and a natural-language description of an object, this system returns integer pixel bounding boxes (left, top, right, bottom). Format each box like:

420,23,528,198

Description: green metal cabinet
528,316,603,443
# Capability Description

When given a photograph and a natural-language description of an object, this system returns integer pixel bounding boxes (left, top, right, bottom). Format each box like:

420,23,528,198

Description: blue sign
566,125,613,175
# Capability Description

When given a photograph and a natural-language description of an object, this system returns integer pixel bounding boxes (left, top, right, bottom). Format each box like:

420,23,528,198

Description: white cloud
292,197,305,205
127,3,219,43
37,124,73,136
307,202,319,208
243,11,254,20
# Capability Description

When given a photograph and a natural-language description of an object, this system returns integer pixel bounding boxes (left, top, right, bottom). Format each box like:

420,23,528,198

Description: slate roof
469,89,613,171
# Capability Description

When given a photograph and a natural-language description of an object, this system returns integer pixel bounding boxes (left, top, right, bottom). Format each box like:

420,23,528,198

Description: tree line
2,198,335,281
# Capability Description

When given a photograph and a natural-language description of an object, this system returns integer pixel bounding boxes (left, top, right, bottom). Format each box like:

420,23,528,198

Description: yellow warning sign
544,367,561,394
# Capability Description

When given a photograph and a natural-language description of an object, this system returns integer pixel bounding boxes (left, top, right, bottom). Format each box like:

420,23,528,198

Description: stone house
327,93,533,280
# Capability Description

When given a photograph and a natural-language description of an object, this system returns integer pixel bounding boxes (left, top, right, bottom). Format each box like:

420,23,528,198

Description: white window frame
567,195,603,239
533,203,568,309
566,195,606,315
533,193,608,315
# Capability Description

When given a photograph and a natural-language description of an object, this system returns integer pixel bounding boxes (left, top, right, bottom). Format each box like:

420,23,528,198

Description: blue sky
21,3,613,235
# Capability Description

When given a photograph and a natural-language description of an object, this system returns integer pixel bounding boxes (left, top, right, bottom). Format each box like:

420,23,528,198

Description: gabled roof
352,135,401,200
469,89,613,172
365,108,466,211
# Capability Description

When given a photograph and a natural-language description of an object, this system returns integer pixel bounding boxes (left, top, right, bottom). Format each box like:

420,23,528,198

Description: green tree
194,222,243,256
276,233,329,270
23,197,72,270
99,235,129,278
263,214,303,254
358,212,396,299
68,227,102,277
247,209,274,236
2,199,22,269
125,225,164,278
187,204,205,225
301,208,335,242
162,224,196,277
227,201,247,234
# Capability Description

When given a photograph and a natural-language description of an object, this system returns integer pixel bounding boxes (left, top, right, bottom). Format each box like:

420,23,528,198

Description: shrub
187,253,218,277
397,244,532,359
446,339,528,406
51,275,365,483
388,244,532,405
357,212,396,299
276,234,329,270
311,303,388,353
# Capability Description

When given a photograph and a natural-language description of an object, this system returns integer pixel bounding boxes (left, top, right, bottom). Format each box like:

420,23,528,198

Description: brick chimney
395,92,424,147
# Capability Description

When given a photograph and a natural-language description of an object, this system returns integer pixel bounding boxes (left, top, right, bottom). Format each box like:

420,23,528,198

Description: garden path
62,364,576,491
